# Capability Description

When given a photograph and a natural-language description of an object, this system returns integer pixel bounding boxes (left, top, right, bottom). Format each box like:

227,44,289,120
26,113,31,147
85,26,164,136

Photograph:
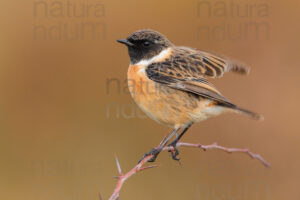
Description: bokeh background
0,0,299,199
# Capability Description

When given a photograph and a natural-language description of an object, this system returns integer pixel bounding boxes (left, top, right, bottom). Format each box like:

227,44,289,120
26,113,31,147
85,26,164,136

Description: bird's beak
117,39,134,46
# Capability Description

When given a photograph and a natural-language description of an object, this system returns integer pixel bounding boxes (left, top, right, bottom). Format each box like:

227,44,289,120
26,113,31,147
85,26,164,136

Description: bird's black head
117,29,173,64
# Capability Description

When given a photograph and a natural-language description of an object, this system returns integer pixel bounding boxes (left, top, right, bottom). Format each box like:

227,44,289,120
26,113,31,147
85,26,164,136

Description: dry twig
108,141,270,200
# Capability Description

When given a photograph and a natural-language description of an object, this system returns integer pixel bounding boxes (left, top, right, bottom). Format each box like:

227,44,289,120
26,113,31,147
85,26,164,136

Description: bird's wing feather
146,61,234,107
145,47,250,106
170,47,250,78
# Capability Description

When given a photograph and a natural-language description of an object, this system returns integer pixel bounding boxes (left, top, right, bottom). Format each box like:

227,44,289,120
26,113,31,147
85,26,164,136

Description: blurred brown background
0,0,299,199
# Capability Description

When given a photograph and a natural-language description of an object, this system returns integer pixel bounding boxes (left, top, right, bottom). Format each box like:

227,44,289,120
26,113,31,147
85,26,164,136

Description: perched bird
117,29,263,162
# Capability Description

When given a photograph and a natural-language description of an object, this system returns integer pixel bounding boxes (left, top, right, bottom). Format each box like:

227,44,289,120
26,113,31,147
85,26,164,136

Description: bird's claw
168,142,180,161
138,148,161,163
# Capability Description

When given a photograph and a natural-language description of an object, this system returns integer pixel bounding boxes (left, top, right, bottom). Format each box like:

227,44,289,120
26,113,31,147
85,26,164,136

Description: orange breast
127,65,147,97
127,65,159,98
127,65,193,128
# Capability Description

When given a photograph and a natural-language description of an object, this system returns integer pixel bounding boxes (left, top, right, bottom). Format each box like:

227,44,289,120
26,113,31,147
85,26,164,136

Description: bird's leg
168,123,193,161
138,128,180,163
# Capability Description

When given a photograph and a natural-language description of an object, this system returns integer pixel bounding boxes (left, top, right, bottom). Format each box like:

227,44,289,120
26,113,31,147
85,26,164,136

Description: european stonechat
117,29,263,162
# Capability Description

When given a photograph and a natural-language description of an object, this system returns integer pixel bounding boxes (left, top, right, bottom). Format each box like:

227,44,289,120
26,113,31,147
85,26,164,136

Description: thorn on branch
115,156,123,176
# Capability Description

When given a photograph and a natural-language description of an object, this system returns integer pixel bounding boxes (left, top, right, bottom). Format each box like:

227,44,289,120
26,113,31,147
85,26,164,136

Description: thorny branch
107,141,270,200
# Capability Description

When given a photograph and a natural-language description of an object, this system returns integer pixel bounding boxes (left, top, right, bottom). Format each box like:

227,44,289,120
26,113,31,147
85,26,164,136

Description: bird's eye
143,41,151,47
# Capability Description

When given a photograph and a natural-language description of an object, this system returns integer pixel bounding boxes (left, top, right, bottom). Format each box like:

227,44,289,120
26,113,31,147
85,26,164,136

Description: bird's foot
168,141,180,161
138,148,162,163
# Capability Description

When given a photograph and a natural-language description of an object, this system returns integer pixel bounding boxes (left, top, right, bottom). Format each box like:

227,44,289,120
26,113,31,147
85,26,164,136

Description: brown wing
168,47,250,78
145,47,251,106
146,62,235,107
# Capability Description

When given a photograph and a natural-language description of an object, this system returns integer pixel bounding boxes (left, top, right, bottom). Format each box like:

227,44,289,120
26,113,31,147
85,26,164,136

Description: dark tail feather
218,102,264,121
232,106,264,121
